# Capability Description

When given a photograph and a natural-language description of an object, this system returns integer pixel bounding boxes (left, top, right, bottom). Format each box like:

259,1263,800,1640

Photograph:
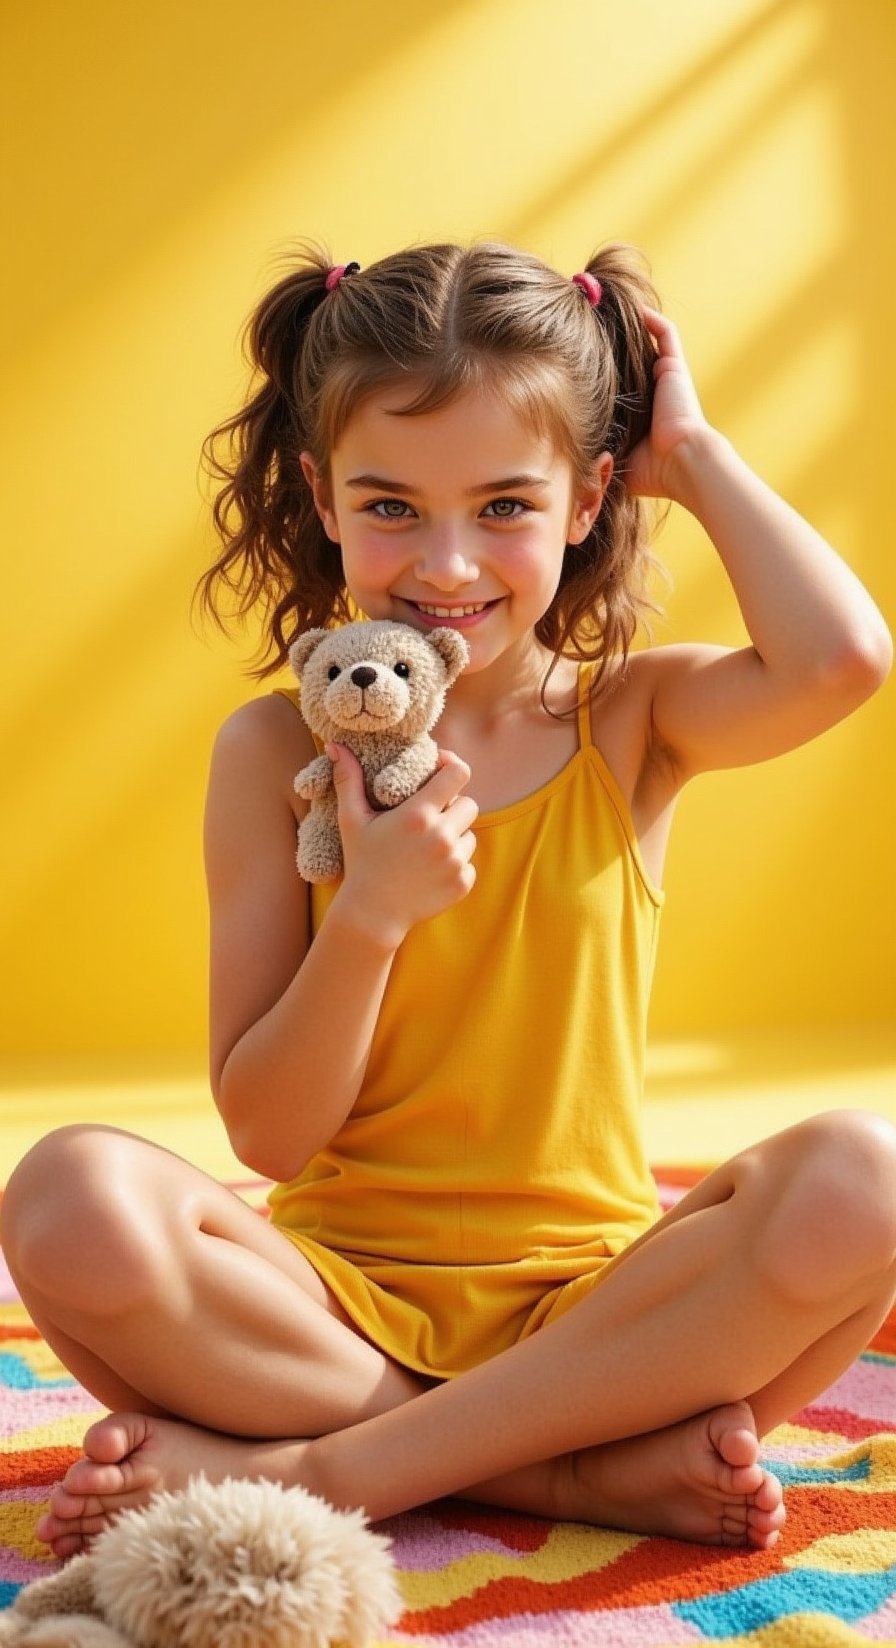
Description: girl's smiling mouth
406,599,498,625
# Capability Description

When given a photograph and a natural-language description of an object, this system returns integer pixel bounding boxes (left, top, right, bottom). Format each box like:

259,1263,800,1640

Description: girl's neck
437,646,582,814
446,636,573,723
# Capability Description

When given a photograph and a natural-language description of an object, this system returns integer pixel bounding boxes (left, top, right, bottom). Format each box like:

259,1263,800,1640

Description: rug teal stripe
675,1566,896,1635
0,1354,72,1392
770,1453,871,1486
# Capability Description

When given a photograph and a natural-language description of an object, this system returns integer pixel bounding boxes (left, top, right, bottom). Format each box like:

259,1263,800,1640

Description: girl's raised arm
627,308,892,782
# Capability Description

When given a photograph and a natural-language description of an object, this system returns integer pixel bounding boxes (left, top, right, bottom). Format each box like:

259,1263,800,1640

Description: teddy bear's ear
426,627,470,685
288,629,329,678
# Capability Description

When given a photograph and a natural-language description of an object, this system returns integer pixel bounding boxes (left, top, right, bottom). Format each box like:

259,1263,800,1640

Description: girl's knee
1,1125,172,1306
750,1110,896,1304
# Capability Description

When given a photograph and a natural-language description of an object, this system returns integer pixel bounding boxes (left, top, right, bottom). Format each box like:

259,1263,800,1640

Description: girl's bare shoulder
209,693,317,821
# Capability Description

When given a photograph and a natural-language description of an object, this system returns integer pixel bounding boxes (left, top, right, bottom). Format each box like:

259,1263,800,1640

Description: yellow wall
2,0,893,1058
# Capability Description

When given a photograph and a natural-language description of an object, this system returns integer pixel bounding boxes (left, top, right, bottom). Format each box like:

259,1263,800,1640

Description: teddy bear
0,1476,402,1648
289,620,469,882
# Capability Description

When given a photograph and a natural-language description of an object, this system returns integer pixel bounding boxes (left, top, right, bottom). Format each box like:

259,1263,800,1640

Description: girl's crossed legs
2,1111,895,1559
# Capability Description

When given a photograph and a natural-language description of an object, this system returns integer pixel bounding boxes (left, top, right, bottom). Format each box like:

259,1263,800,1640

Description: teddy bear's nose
350,666,377,689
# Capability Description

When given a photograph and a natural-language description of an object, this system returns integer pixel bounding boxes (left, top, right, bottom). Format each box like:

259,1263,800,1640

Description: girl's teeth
417,602,487,617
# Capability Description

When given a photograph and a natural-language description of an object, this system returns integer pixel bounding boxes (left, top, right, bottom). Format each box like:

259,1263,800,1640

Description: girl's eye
369,498,414,520
483,497,528,519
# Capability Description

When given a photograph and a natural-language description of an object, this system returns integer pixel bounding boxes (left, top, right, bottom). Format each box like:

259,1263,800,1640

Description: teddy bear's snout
324,659,410,731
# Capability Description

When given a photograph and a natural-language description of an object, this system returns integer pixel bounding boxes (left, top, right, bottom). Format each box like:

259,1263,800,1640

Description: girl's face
301,386,610,678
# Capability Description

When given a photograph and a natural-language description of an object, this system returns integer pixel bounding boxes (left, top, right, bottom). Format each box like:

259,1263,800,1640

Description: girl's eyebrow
345,473,551,495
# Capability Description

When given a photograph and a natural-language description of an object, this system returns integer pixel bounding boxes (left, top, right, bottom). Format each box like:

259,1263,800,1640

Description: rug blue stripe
0,1353,73,1391
770,1452,871,1486
674,1566,896,1636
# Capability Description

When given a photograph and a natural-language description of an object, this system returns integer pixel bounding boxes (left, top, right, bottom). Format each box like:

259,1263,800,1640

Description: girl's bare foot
38,1401,784,1561
36,1413,311,1560
560,1401,785,1549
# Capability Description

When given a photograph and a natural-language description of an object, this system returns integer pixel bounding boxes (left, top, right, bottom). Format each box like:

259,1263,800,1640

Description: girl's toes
48,1530,92,1560
723,1458,765,1497
751,1521,782,1551
753,1471,785,1514
54,1461,129,1504
81,1412,150,1463
716,1423,760,1470
749,1495,787,1537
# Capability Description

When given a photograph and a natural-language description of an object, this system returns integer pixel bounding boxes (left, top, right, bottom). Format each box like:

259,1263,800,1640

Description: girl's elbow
867,614,894,687
814,615,893,712
836,617,893,702
224,1114,305,1184
215,1069,303,1183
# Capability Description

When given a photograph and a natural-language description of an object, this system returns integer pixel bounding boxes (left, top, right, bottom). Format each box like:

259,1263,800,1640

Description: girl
3,241,895,1558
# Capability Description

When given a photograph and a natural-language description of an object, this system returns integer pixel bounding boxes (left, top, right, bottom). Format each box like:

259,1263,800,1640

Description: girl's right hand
328,744,478,949
624,305,711,504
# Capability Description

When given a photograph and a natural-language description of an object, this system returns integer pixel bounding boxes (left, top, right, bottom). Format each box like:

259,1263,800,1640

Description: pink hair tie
325,261,361,292
572,271,602,307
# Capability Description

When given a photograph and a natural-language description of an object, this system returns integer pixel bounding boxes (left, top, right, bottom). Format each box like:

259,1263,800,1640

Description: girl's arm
205,698,476,1182
627,308,892,781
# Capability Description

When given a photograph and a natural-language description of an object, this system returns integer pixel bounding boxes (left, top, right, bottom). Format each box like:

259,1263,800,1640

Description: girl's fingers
641,303,671,337
457,829,478,866
418,751,474,812
641,305,683,361
329,743,375,831
449,795,480,835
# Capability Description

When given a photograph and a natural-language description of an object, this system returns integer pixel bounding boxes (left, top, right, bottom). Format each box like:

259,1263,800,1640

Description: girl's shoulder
213,689,314,757
208,692,316,826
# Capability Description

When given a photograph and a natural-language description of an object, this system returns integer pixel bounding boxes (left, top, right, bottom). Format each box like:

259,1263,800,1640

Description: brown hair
197,239,664,692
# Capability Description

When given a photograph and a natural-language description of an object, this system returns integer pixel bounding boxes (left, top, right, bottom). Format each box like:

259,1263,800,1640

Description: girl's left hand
623,306,710,502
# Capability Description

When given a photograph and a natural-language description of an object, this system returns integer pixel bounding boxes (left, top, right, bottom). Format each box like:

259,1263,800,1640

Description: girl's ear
300,452,341,543
567,452,613,545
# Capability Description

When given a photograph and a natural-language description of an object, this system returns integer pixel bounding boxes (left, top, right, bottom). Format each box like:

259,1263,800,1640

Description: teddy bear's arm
294,753,334,801
0,1615,134,1646
372,739,440,808
3,1558,98,1624
0,1555,129,1648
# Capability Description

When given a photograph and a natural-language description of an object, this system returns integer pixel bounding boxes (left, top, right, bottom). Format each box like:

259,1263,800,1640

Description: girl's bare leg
0,1125,428,1435
6,1112,896,1555
2,1124,783,1552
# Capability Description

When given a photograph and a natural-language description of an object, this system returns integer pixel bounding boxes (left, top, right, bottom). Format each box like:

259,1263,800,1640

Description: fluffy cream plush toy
289,620,469,883
0,1478,402,1648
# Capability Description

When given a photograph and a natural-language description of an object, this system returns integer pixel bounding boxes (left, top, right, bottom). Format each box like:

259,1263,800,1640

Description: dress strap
576,663,596,750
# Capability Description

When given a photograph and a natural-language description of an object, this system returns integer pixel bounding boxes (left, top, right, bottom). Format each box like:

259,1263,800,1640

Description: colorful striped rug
2,1177,895,1645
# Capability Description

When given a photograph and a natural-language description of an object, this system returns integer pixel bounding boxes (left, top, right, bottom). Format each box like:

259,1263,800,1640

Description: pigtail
196,246,352,676
587,244,658,456
538,243,664,697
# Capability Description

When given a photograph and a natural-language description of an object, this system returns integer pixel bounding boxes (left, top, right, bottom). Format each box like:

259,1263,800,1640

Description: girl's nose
415,529,479,591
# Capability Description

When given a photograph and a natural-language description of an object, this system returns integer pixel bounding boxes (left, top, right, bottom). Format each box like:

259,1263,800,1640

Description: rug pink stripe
810,1356,896,1420
414,1603,703,1645
0,1554,57,1585
863,1596,896,1640
381,1521,536,1569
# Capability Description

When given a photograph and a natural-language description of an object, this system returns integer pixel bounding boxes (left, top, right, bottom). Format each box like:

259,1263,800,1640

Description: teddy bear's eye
393,662,411,679
327,664,341,682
